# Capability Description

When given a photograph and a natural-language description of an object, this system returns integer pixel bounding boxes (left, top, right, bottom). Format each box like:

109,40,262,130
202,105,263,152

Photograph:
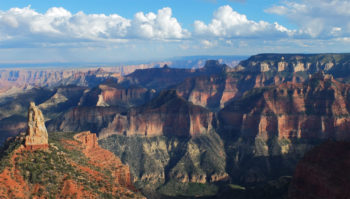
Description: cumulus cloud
130,7,189,39
194,5,293,39
0,6,189,47
265,0,350,38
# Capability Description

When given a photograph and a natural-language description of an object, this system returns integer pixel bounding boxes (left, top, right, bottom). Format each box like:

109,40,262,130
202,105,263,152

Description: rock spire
25,102,49,149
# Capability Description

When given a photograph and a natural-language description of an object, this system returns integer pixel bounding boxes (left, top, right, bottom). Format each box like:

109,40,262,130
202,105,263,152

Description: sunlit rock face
25,102,49,150
99,90,214,139
219,72,350,141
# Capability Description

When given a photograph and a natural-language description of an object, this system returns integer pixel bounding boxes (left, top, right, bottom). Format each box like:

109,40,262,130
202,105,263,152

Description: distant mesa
204,60,221,68
24,102,49,150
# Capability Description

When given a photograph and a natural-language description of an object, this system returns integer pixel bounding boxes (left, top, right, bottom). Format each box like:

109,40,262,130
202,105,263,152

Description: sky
1,0,350,64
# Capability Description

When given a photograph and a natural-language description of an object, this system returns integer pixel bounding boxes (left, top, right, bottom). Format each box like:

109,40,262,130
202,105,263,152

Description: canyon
1,53,350,198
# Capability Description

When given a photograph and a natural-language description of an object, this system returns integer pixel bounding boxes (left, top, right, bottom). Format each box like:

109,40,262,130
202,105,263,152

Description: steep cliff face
79,84,155,108
25,102,49,150
238,53,350,80
175,62,308,110
99,132,228,197
219,72,350,141
47,106,124,135
213,73,350,185
176,74,241,110
99,90,214,138
289,141,350,199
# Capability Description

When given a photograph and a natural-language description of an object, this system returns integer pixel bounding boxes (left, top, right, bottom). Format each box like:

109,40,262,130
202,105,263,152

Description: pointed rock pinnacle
25,102,49,150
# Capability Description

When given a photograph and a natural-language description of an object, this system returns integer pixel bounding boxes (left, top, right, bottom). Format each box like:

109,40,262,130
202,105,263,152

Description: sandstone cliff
176,74,241,110
175,59,309,110
99,90,214,138
25,102,49,150
79,83,155,108
219,72,350,141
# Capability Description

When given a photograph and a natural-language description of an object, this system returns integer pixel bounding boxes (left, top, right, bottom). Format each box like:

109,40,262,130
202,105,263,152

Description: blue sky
0,0,284,27
0,0,350,64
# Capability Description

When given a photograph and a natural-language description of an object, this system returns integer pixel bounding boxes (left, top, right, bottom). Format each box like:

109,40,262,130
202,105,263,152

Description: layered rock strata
219,73,350,141
99,90,214,138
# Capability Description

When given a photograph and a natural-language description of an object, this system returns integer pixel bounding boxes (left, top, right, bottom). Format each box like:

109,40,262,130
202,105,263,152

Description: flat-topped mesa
204,60,221,68
25,102,49,150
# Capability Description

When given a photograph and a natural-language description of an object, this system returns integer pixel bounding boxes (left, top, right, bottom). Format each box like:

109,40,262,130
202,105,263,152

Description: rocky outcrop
288,141,350,199
99,90,214,138
24,102,49,150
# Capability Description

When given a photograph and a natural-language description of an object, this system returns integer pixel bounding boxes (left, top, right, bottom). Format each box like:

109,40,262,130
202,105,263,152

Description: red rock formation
289,141,350,199
176,75,241,109
99,90,214,138
79,84,153,107
219,73,350,141
24,102,49,150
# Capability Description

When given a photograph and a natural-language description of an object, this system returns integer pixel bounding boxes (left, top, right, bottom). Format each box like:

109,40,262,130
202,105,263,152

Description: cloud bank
0,6,189,47
0,1,350,63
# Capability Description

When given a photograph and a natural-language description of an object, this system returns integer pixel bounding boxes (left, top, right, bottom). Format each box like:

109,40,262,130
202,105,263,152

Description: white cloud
194,5,293,39
130,7,190,39
0,6,189,47
266,0,350,38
